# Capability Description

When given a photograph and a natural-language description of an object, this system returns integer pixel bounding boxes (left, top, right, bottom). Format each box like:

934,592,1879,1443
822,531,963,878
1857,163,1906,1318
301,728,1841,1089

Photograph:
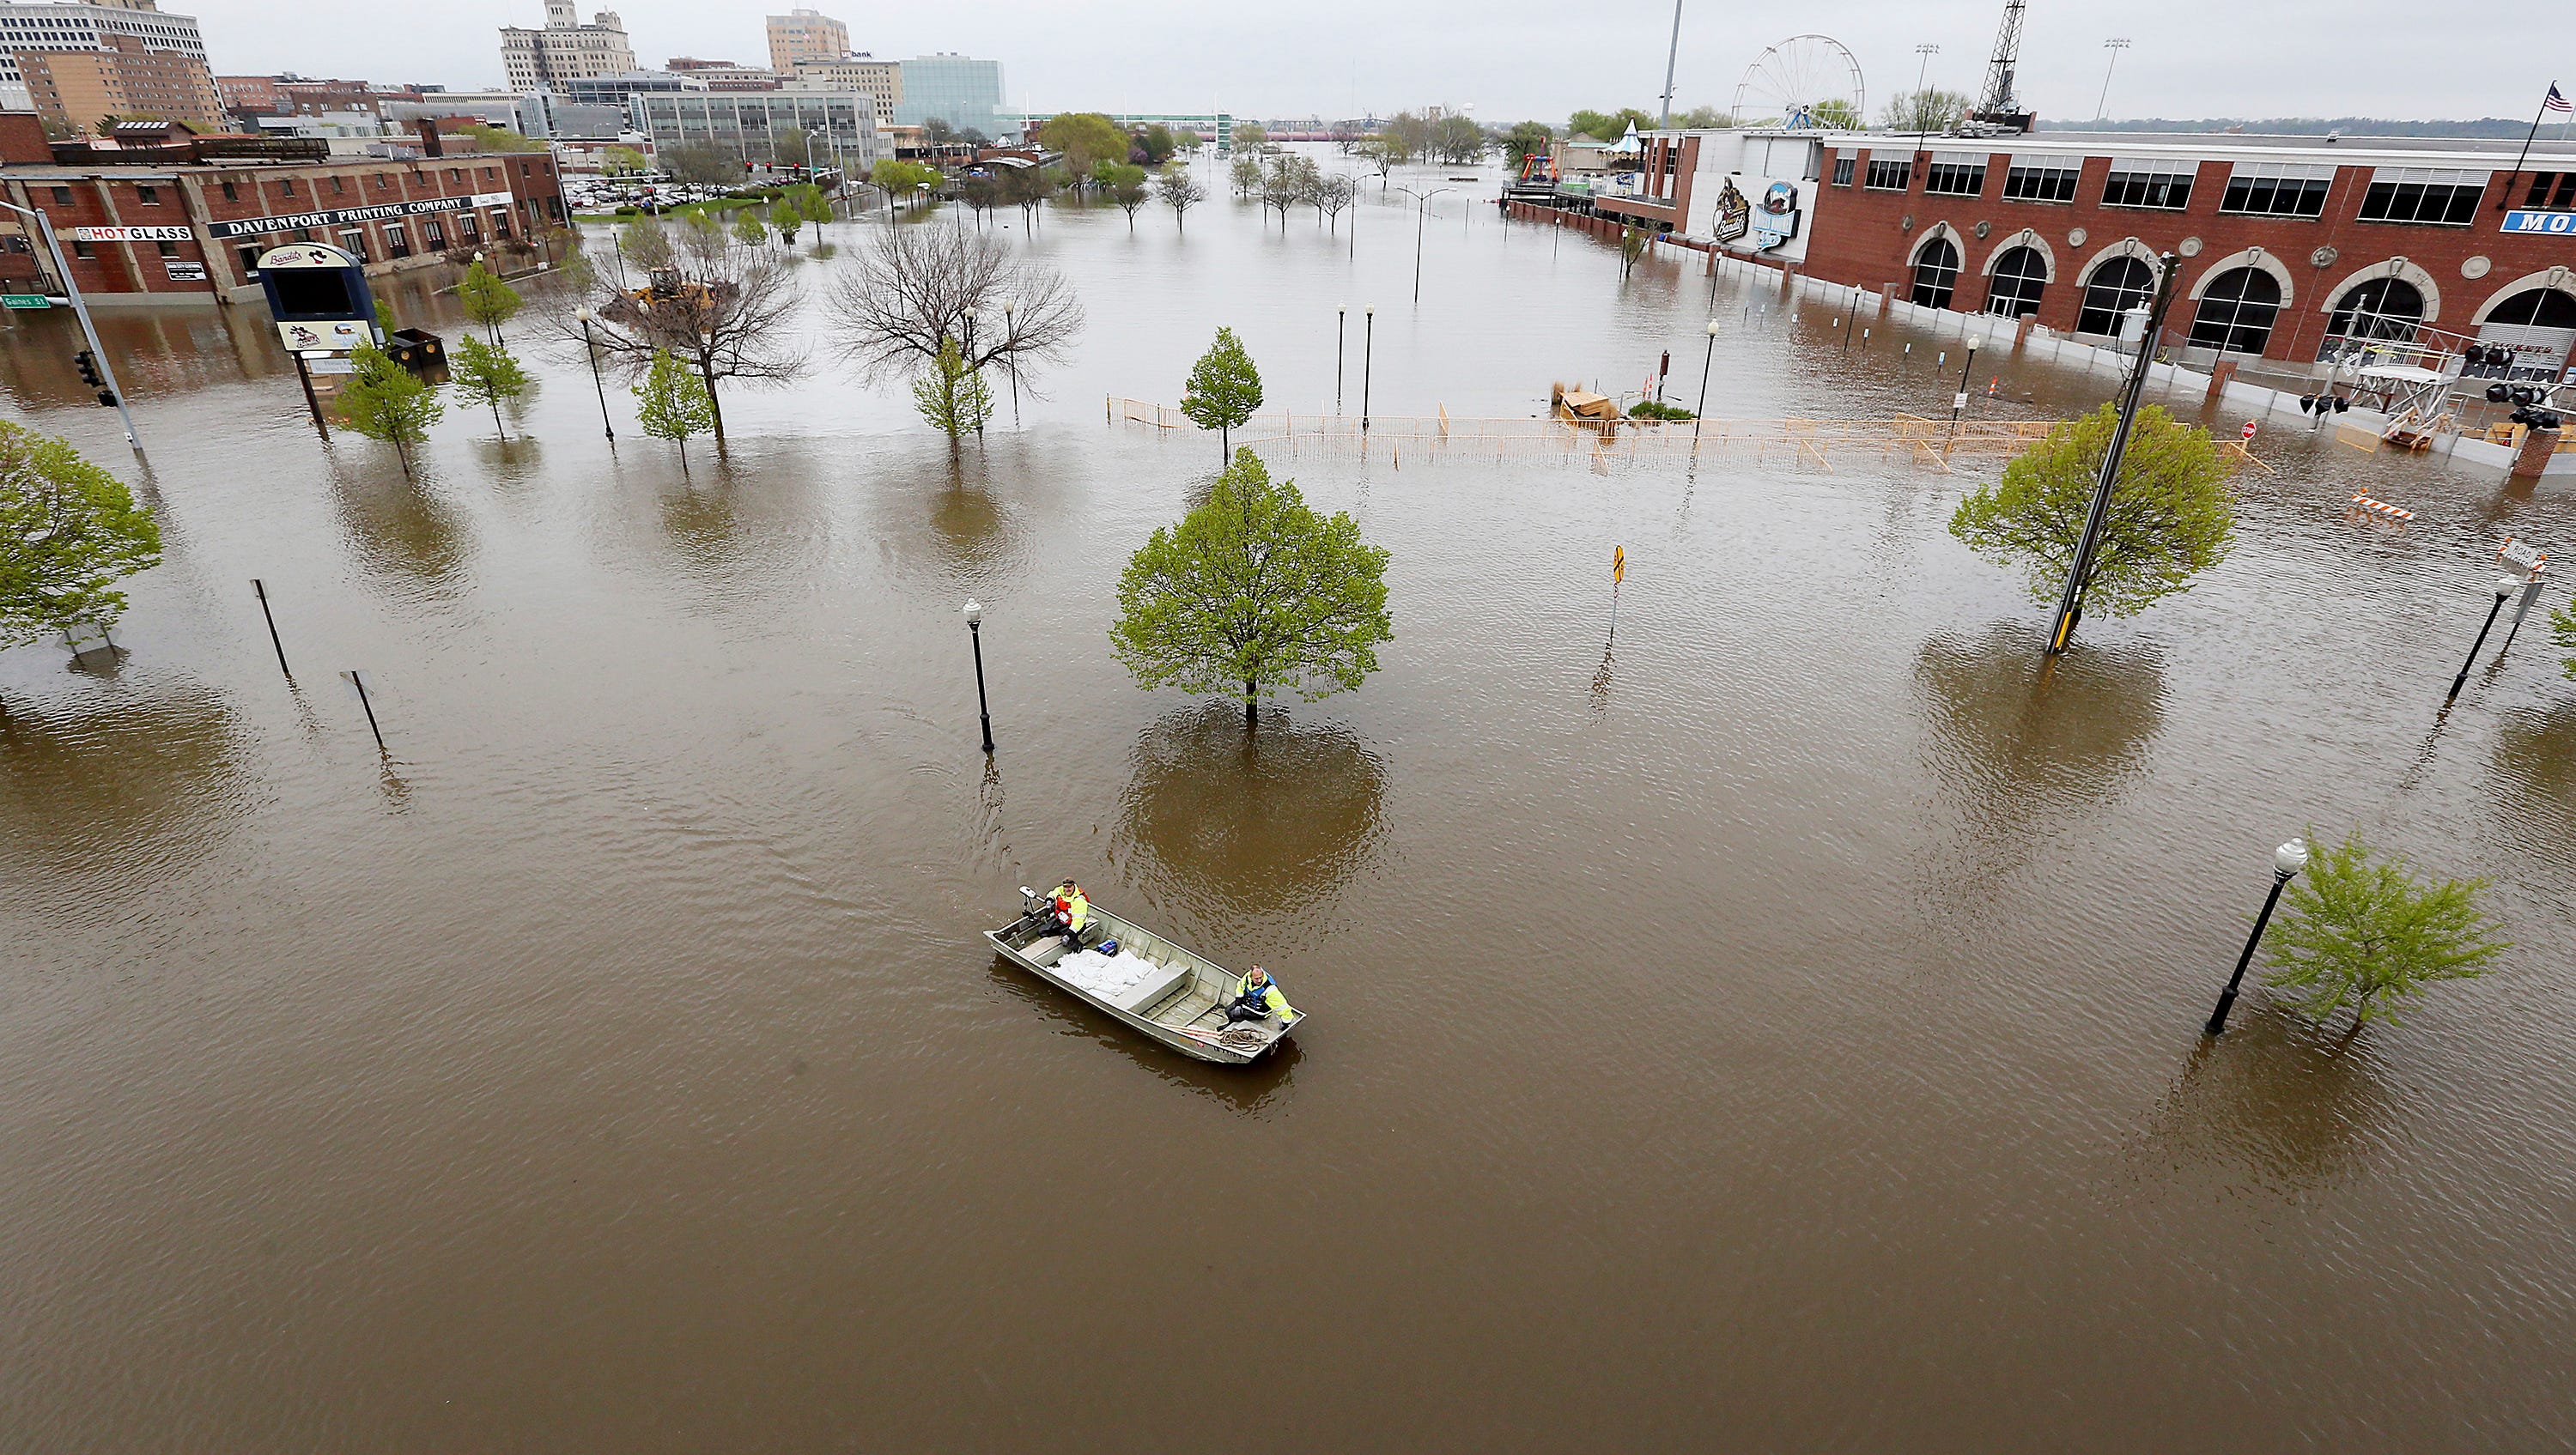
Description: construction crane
1972,0,2038,134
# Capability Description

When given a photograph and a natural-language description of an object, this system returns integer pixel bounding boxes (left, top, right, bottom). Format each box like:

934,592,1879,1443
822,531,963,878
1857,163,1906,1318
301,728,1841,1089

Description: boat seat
1118,966,1194,1015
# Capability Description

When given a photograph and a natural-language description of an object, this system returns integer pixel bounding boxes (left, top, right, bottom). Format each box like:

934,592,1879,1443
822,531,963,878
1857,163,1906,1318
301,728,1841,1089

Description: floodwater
5,151,2575,1452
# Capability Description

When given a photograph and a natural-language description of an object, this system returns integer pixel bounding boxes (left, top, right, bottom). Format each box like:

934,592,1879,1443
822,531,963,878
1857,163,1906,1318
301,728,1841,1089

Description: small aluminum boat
984,888,1302,1064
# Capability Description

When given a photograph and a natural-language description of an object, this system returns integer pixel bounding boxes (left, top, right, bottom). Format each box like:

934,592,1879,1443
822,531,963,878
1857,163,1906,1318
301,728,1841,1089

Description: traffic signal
72,349,114,406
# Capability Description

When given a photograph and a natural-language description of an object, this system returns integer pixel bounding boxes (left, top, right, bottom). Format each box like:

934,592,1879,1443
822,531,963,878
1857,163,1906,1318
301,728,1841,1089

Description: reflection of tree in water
859,446,1033,590
332,472,471,603
2121,1011,2394,1199
0,680,250,890
2493,699,2576,809
1111,703,1391,949
1911,621,2167,879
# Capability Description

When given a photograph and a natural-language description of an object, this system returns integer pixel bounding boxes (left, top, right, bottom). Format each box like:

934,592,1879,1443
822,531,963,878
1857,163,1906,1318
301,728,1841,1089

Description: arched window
1984,246,2047,318
2320,277,2425,360
2189,266,2283,355
2075,256,2154,336
2484,287,2576,329
1911,236,1960,309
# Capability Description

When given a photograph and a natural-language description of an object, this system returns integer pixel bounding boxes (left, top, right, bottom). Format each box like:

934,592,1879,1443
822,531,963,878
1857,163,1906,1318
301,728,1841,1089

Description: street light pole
2095,39,2131,123
1945,336,1981,451
1360,304,1376,432
963,598,995,754
1911,44,1940,155
2206,839,2309,1034
1336,304,1346,413
1396,185,1451,304
2446,576,2521,701
1,199,139,449
1693,318,1719,439
2046,251,2181,655
574,306,614,440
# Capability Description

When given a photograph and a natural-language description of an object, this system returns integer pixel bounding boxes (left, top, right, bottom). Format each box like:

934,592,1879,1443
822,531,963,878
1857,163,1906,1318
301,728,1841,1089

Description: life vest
1060,891,1090,933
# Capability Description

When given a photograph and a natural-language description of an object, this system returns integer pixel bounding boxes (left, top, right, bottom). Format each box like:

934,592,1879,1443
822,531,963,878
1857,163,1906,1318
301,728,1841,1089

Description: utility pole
1658,0,1686,128
2045,251,2180,655
1,199,139,449
2095,39,2131,123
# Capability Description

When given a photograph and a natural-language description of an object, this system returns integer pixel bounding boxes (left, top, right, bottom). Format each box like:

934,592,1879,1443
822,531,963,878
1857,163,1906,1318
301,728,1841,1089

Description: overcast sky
187,0,2569,125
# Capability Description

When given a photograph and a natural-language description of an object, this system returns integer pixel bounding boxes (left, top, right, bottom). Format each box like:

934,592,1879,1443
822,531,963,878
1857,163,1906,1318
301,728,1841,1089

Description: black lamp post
2446,576,2520,702
1336,305,1346,414
1693,318,1719,440
963,598,995,754
1947,335,1981,446
2206,838,2310,1034
1360,304,1376,433
574,306,614,440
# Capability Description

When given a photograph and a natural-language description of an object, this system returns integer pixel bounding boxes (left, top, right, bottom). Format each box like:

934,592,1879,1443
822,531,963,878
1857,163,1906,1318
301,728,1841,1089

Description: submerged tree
336,342,442,477
1110,448,1393,729
1157,163,1205,231
568,219,805,447
1228,153,1263,197
635,347,716,469
1947,403,2235,622
456,258,522,344
1181,326,1263,458
2263,831,2508,1034
1098,162,1150,228
825,224,1082,400
449,333,531,440
0,420,161,652
911,336,995,446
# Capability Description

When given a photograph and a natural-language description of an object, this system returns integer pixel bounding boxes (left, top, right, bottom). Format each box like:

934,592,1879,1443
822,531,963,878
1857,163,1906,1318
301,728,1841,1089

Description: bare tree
1309,173,1355,230
1157,164,1206,231
825,225,1083,393
1261,155,1315,227
557,216,805,447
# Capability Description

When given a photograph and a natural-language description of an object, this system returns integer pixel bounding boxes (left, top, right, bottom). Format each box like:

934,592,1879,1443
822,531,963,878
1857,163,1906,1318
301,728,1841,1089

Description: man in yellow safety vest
1224,966,1295,1024
1050,881,1095,949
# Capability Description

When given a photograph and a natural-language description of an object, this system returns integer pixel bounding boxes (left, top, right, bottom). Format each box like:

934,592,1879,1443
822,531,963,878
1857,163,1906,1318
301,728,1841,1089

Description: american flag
2547,82,2573,113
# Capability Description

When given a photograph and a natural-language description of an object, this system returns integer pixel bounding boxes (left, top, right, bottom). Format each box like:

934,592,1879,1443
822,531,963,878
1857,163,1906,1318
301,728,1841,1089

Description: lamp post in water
963,598,994,754
2206,838,2309,1034
2445,576,2520,701
1361,304,1376,433
1693,318,1720,439
573,306,614,440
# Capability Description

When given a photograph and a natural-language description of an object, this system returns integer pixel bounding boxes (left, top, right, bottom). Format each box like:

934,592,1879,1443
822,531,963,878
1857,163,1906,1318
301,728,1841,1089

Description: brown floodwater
5,153,2575,1452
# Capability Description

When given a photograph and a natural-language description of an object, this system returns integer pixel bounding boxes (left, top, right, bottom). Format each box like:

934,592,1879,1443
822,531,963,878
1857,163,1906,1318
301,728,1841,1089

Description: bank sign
205,191,514,240
2501,209,2576,235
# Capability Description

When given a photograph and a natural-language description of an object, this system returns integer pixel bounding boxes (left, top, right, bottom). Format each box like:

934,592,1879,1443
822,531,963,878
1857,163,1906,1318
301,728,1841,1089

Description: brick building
0,112,568,305
16,29,221,130
1753,130,2576,380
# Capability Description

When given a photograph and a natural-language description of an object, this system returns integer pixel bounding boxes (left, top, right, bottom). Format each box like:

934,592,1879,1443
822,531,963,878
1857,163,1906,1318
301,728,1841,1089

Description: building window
1985,246,2048,318
483,166,497,179
2357,167,2486,225
2220,162,2334,218
2522,172,2576,209
1832,154,1855,186
2189,266,2284,354
238,243,262,276
339,228,368,262
71,239,93,258
136,185,158,204
50,185,71,204
422,217,445,247
2101,162,2194,209
281,179,296,196
2076,256,2157,335
155,239,178,257
221,178,236,200
2002,163,2080,203
386,223,410,258
2319,276,2425,360
1911,236,1960,307
1865,156,1911,191
1923,153,1986,197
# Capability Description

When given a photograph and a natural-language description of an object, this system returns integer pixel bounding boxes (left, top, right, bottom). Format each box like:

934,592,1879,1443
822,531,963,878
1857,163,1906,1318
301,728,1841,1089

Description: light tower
1973,0,2037,133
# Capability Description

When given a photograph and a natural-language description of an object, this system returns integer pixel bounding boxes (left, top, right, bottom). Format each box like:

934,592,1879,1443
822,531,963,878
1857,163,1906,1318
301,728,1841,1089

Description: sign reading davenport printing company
206,191,513,240
69,225,195,242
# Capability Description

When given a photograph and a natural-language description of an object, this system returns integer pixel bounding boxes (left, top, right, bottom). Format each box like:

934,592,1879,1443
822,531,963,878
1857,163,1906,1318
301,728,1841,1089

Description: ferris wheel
1732,35,1867,129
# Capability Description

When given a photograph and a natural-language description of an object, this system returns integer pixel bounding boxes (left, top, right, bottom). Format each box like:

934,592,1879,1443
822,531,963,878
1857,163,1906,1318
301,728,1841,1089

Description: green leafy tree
660,142,743,187
374,296,399,343
619,215,673,273
2262,832,2508,1034
1181,326,1263,458
449,333,531,440
1173,127,1204,151
1501,120,1555,167
0,421,161,652
1880,88,1976,131
768,197,804,245
336,342,441,477
1110,448,1393,728
792,181,833,229
1157,163,1205,230
732,209,768,248
1136,123,1176,164
1431,114,1486,164
1097,161,1150,227
634,348,715,469
910,336,994,446
871,158,942,209
1230,121,1267,151
2549,592,2576,679
1378,112,1430,162
601,144,648,175
1228,153,1263,197
1567,107,1656,142
1947,403,2236,621
459,124,545,153
1672,106,1734,129
1037,112,1128,181
456,258,522,344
